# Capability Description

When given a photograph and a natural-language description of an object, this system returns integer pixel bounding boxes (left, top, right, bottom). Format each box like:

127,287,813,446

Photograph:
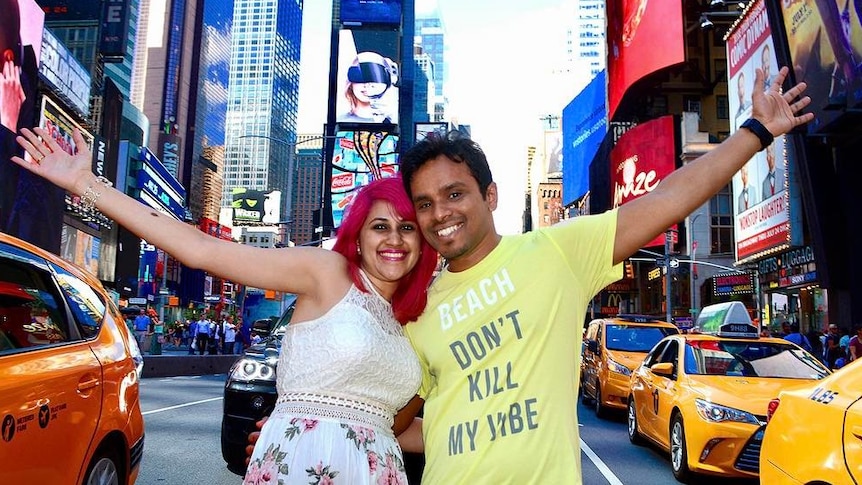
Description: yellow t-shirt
405,209,622,484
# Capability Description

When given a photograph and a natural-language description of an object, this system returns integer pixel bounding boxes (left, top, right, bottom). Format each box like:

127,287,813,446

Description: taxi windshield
606,324,679,352
684,340,829,379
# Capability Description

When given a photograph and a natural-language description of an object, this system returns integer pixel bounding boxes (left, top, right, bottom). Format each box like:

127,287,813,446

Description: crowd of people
125,309,251,355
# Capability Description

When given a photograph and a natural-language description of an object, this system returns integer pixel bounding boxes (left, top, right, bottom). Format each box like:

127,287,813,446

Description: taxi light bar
695,301,759,338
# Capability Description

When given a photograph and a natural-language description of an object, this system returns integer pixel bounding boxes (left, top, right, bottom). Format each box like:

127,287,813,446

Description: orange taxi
626,302,829,483
0,232,145,484
581,314,679,417
760,357,862,484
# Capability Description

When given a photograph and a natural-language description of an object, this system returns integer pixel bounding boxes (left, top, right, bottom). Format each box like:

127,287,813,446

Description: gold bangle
80,176,113,211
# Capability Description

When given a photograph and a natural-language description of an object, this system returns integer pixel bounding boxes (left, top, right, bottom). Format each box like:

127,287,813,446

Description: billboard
231,189,281,225
777,0,862,132
607,0,684,119
728,0,790,262
0,0,45,245
414,122,448,142
136,147,187,221
100,0,129,62
340,0,402,25
562,70,607,206
60,225,100,276
39,28,91,118
331,130,399,228
336,29,399,125
610,115,676,248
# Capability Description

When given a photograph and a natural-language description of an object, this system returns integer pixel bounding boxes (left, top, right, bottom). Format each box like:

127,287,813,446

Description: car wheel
594,381,608,419
580,379,592,405
84,449,122,485
627,398,644,445
670,414,692,483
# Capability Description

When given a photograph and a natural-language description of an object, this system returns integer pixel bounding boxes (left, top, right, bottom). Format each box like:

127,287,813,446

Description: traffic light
625,261,635,279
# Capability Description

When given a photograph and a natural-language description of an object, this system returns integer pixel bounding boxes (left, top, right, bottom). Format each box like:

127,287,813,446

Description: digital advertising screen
607,0,684,119
330,130,399,228
778,0,862,132
340,0,402,25
610,115,676,248
562,70,607,206
336,29,400,125
728,0,790,262
60,225,100,276
231,189,282,225
414,122,448,142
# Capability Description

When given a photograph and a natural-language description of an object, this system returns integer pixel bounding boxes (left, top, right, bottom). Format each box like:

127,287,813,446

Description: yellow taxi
626,301,829,482
760,356,862,484
581,314,679,417
0,232,145,484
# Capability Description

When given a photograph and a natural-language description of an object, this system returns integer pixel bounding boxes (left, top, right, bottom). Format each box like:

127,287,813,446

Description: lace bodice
276,280,422,420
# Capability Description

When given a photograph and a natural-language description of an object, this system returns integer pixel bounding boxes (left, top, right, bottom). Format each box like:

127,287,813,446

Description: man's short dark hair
399,130,494,200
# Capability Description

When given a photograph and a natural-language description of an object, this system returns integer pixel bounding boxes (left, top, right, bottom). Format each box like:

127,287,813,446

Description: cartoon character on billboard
338,51,399,124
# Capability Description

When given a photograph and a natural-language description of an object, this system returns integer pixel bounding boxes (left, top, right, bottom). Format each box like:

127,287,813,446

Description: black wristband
740,118,774,151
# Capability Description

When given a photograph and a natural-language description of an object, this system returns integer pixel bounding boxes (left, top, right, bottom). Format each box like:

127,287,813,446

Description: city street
137,374,757,485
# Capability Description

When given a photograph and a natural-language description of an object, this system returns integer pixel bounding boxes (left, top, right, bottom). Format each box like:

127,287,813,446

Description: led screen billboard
231,189,282,225
562,70,607,206
336,29,399,125
778,0,862,132
728,0,790,262
610,115,676,248
330,130,399,228
607,0,684,119
340,0,402,25
414,122,448,142
0,0,45,247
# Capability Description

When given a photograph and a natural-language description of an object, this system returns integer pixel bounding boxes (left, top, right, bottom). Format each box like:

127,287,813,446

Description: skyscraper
221,0,302,223
415,8,445,121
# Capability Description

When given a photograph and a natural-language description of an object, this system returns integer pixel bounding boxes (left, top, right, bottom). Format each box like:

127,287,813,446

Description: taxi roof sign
695,301,759,338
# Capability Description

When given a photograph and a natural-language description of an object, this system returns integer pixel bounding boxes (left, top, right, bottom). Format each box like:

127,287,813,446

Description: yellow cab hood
686,375,815,416
607,350,649,371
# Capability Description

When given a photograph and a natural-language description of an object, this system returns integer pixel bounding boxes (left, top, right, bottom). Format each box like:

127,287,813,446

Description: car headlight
694,398,759,425
229,357,276,383
608,358,632,376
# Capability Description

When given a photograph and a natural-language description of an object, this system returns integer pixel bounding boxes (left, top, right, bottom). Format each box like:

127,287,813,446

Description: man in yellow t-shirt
396,66,813,484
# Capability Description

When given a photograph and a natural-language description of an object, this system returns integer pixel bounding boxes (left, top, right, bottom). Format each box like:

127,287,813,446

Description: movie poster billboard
610,115,676,248
330,130,399,228
607,0,684,119
231,189,281,225
562,70,607,206
778,0,862,132
728,0,790,262
336,29,399,125
60,225,100,276
340,0,402,25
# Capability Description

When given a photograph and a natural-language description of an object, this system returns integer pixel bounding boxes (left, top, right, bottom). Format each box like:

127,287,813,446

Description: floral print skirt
243,402,408,485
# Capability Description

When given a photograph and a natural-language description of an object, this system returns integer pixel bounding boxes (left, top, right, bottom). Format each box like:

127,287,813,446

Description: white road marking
581,438,625,485
142,397,223,416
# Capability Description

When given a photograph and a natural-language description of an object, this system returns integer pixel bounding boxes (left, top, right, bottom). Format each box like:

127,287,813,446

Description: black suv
221,300,295,475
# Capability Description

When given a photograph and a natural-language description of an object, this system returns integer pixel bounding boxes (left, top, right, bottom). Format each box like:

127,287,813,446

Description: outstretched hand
10,127,93,195
751,66,814,137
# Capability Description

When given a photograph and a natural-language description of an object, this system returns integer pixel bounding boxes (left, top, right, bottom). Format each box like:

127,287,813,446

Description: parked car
626,302,829,483
760,357,862,484
580,314,680,417
0,232,145,485
221,300,295,475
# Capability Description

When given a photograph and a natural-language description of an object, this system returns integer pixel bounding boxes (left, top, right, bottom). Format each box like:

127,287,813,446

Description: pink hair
332,176,437,323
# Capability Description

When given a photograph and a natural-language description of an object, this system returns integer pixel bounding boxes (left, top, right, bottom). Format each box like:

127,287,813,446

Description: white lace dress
243,276,422,485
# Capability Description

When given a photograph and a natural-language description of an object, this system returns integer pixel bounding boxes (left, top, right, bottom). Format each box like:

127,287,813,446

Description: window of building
709,184,734,255
716,95,729,120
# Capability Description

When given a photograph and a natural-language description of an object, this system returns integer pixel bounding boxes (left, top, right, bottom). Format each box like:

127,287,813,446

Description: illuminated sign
712,272,755,297
100,0,129,62
136,148,187,220
38,29,91,118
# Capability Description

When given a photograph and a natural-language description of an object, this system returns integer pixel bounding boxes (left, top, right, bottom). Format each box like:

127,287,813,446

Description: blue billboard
562,70,607,207
340,0,401,25
136,147,187,221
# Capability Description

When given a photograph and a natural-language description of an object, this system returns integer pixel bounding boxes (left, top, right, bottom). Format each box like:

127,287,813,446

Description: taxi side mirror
651,362,674,377
587,340,599,354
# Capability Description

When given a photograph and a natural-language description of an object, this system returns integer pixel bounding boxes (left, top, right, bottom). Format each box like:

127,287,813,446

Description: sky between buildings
299,0,593,234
